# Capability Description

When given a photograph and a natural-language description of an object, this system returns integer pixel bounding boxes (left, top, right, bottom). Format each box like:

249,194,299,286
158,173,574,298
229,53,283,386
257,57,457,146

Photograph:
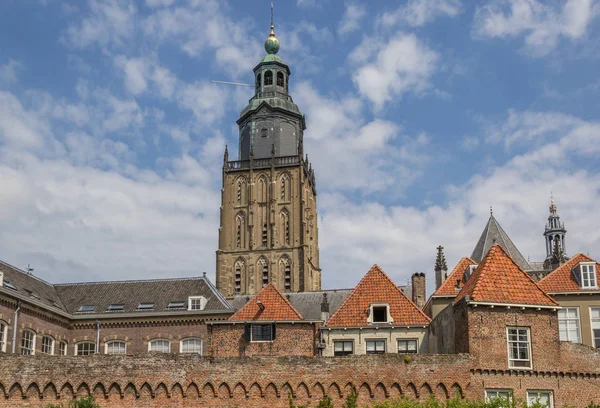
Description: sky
0,0,599,294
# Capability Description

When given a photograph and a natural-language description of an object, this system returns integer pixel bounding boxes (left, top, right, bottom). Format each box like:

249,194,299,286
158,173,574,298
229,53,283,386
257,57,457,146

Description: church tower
216,16,321,298
543,197,567,269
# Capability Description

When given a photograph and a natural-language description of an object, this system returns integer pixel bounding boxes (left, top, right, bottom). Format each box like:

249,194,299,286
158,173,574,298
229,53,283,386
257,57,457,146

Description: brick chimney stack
411,273,426,309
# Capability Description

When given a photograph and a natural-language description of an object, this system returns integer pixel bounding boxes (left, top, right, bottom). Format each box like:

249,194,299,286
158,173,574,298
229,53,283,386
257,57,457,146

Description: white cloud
351,33,439,110
114,56,150,95
0,59,22,86
145,0,175,8
473,0,597,56
377,0,461,27
338,3,366,36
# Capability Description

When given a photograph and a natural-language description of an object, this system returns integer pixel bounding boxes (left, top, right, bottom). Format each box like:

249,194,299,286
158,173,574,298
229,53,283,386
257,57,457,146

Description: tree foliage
46,395,101,408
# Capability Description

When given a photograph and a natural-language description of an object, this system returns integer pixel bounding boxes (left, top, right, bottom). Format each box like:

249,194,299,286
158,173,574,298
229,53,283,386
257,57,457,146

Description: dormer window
573,262,597,289
188,296,207,311
464,264,477,281
264,70,273,86
368,303,393,324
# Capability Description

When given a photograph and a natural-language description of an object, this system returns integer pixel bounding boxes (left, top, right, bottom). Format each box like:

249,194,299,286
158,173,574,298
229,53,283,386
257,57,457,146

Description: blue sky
0,0,599,293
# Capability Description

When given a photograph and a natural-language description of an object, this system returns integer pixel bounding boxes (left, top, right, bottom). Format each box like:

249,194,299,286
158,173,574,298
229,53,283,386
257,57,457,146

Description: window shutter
244,323,251,341
272,323,276,340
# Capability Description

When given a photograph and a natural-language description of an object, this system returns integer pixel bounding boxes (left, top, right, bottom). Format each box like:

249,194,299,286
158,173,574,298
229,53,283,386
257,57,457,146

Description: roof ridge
379,269,431,323
433,256,477,296
54,276,207,286
491,216,531,270
0,259,57,288
538,253,592,284
269,284,304,320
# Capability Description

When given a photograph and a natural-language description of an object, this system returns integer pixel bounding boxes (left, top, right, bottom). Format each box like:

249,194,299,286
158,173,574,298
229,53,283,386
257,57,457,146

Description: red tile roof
453,244,558,307
538,253,600,292
229,284,304,321
433,257,478,296
325,265,431,327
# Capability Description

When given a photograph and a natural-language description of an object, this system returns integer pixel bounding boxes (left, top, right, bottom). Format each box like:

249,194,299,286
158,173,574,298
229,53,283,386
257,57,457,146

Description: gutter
465,300,560,310
546,291,600,295
11,300,21,353
206,320,322,325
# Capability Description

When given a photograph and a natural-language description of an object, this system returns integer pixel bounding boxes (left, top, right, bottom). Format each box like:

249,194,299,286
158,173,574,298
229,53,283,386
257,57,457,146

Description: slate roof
0,260,67,311
454,244,558,307
229,284,304,321
538,253,600,293
55,276,232,315
433,257,478,297
325,265,430,327
471,215,531,271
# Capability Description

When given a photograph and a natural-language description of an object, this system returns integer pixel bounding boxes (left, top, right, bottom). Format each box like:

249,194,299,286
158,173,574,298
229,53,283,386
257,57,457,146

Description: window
398,339,418,354
137,303,154,310
59,341,67,356
262,224,268,246
581,263,597,288
236,213,245,248
78,305,95,312
558,308,580,343
264,70,273,85
188,296,207,311
76,342,96,356
0,321,6,352
149,339,170,353
21,330,35,355
107,304,124,311
507,327,531,369
591,307,600,348
180,338,203,354
284,261,291,291
168,301,185,309
333,340,353,356
105,340,126,355
259,257,269,286
4,281,17,290
486,390,512,403
372,306,388,323
255,73,261,92
277,71,284,87
261,128,268,138
527,391,553,407
251,324,274,342
366,339,386,354
41,336,54,355
235,260,244,293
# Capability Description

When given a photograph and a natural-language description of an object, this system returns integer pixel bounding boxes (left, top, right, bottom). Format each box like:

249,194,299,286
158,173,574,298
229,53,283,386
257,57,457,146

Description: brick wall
208,322,317,357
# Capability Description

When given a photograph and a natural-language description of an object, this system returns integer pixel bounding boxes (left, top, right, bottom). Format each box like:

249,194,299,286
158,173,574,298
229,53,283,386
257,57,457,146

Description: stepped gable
471,214,531,271
454,244,558,307
538,253,599,292
229,284,304,321
433,257,478,296
325,265,430,327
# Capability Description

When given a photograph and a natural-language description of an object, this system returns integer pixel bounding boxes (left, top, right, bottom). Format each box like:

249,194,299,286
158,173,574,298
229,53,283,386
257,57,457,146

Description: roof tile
538,254,599,292
229,284,304,321
433,257,477,296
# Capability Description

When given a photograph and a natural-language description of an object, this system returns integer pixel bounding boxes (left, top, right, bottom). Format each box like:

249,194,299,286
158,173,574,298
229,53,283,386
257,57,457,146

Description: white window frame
367,303,393,325
0,321,7,353
148,339,171,353
333,340,354,356
365,339,386,354
527,390,553,407
485,389,512,403
507,327,532,369
105,340,127,355
188,296,207,311
397,339,418,354
21,330,36,355
250,324,273,342
558,307,581,343
180,338,203,354
41,335,55,355
580,263,597,288
75,341,96,356
59,341,68,356
591,307,600,349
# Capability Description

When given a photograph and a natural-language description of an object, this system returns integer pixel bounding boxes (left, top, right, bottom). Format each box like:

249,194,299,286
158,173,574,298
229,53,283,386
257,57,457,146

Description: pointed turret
471,212,531,271
434,245,448,290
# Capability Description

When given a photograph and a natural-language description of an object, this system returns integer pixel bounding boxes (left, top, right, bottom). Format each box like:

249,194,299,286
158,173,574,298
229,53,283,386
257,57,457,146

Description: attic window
168,301,186,309
78,305,95,312
3,281,16,290
369,304,392,324
137,303,155,310
188,296,207,311
464,264,477,281
573,263,597,289
107,304,124,311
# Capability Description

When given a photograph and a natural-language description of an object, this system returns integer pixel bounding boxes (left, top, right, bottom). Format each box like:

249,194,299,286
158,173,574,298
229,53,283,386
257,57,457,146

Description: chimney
434,246,448,290
411,273,426,309
320,293,330,322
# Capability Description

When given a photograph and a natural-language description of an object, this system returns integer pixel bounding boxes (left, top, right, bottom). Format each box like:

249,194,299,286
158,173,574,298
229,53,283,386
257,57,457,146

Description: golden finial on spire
265,2,280,54
549,194,557,214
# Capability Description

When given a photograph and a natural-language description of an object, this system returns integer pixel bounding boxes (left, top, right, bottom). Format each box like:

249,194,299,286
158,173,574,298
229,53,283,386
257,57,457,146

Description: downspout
11,300,21,354
96,320,100,354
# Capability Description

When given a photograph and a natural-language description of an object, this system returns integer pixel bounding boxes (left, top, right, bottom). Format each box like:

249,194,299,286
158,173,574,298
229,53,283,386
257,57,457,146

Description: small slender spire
264,2,280,54
223,145,229,163
490,206,493,216
435,246,447,271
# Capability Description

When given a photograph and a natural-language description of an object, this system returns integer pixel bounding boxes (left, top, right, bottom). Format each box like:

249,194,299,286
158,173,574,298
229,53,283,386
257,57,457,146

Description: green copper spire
264,2,280,55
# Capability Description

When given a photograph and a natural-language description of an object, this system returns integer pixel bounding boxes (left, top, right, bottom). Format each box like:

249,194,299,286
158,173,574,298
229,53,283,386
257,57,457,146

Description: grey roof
230,286,411,321
0,260,67,311
55,276,232,315
471,215,532,271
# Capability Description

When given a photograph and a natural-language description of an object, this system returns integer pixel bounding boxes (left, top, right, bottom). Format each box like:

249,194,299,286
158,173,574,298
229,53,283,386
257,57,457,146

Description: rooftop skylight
78,305,95,312
137,303,154,310
107,304,125,311
168,301,185,309
3,281,17,290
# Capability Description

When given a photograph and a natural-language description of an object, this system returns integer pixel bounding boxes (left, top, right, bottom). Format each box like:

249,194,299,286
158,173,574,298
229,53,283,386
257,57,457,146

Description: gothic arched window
234,259,245,293
280,209,290,246
258,257,269,286
255,73,261,92
257,176,268,203
236,177,247,206
236,212,246,248
280,256,291,291
277,71,284,87
264,70,273,86
280,173,291,201
262,223,268,247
